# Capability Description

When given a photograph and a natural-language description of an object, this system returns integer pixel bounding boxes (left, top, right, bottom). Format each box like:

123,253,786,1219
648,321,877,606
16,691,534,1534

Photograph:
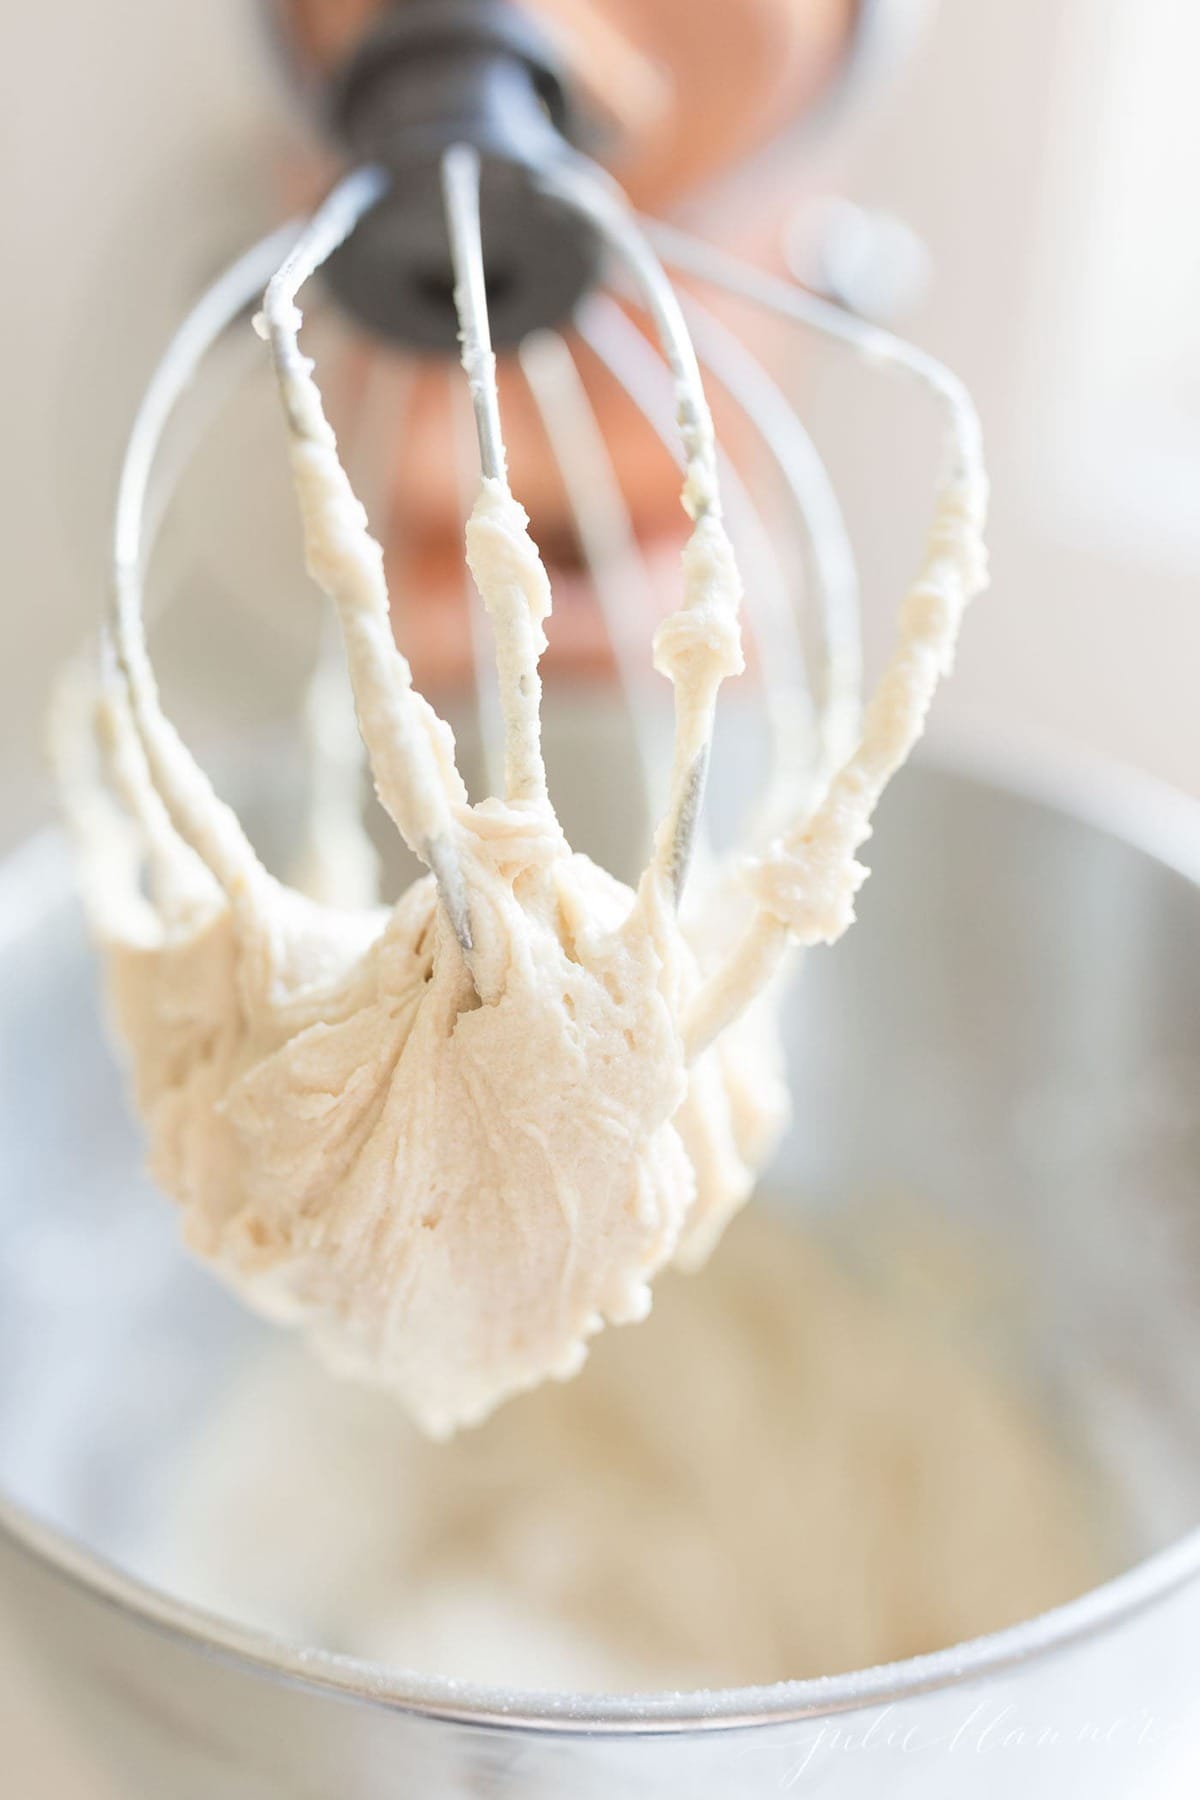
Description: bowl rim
3,723,1200,1735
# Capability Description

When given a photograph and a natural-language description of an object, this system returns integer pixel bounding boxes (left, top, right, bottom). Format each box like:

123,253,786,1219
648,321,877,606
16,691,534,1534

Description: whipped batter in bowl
7,742,1200,1799
144,1201,1109,1692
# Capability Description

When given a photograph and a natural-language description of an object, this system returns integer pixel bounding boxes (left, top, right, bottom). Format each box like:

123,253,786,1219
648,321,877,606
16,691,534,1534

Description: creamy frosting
148,1205,1108,1691
56,277,986,1435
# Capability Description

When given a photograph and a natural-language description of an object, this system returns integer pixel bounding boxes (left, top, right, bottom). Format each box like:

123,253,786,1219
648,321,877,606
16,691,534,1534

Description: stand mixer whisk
58,0,987,1435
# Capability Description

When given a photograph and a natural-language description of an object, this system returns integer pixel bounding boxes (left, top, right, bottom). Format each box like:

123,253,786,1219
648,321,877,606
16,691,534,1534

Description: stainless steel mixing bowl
1,736,1199,1798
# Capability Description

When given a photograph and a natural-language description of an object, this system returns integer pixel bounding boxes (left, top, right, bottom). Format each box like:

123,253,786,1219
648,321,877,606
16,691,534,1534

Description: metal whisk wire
443,144,756,902
575,295,821,832
95,149,941,974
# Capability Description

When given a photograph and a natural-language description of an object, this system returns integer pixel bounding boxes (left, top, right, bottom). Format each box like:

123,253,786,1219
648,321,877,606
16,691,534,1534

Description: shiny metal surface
2,739,1199,1794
